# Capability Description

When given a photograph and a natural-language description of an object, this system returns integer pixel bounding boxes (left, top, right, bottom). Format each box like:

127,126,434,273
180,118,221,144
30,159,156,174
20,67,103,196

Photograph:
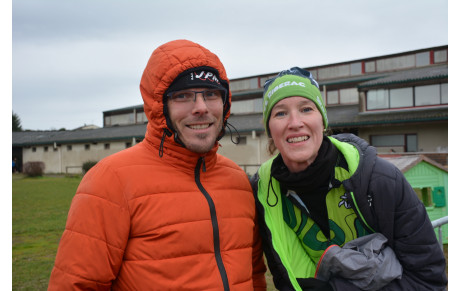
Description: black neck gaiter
271,135,337,194
271,135,338,236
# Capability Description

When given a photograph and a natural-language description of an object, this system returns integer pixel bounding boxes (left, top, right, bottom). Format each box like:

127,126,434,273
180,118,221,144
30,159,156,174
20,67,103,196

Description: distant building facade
221,45,448,174
13,45,448,175
12,125,146,174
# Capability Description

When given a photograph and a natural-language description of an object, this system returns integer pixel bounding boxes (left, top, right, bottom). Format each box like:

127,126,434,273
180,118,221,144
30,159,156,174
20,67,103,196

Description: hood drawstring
159,129,208,173
159,128,172,157
225,122,241,144
173,132,186,147
267,174,279,207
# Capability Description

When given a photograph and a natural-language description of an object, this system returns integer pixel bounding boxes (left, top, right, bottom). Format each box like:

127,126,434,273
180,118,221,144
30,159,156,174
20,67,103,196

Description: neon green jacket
251,134,447,290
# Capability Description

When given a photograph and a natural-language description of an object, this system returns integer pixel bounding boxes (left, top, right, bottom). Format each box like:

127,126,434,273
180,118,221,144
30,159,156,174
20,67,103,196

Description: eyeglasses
167,89,227,105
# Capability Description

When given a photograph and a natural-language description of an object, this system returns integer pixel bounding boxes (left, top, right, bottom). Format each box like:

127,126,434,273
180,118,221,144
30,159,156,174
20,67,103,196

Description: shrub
82,160,98,174
23,161,45,177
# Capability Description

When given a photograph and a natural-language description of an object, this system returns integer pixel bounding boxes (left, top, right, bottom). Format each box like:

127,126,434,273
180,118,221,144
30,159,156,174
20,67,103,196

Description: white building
13,45,448,175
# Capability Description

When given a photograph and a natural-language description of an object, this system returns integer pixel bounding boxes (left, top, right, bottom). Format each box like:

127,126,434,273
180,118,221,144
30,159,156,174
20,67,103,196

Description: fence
432,216,448,249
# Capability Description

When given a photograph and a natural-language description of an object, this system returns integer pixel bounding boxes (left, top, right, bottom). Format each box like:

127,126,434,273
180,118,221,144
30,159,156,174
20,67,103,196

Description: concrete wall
358,122,448,154
23,140,133,174
21,121,447,175
218,121,448,175
218,132,272,176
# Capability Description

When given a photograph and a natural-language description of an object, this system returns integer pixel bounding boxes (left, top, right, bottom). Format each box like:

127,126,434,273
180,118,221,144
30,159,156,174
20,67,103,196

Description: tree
13,112,23,132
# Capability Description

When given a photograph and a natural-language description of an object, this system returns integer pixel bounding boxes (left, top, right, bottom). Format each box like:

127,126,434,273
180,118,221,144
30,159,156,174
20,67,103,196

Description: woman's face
268,96,324,173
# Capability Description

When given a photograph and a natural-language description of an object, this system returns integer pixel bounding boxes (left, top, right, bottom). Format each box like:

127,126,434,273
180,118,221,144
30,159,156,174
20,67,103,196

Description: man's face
167,87,224,154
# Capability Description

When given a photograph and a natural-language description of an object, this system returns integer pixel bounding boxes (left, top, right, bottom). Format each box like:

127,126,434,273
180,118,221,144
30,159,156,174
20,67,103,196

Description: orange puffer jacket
48,40,267,290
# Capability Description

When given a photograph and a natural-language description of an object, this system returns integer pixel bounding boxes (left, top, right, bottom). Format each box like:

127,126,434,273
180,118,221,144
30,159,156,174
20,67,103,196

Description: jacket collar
144,129,218,173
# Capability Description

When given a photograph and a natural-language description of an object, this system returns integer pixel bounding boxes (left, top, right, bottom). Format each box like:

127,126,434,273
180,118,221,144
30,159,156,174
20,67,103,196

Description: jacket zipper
348,191,376,233
195,157,230,291
342,140,376,234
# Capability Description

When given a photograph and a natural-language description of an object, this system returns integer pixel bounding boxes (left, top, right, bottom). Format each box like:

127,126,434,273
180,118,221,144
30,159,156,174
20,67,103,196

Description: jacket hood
139,39,231,154
331,133,376,190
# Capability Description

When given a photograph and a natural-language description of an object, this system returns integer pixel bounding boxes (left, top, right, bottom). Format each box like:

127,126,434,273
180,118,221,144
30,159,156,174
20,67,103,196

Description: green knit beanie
262,67,328,137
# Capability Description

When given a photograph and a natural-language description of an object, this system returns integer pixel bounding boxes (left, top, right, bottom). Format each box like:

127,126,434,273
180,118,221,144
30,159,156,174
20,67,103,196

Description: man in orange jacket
48,39,267,290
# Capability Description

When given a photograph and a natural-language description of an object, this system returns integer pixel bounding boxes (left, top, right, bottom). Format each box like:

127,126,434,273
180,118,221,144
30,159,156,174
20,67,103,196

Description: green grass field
12,174,445,290
12,174,277,290
12,174,81,290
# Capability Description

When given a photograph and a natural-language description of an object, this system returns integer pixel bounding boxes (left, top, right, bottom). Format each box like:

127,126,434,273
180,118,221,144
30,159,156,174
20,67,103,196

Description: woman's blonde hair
267,138,278,156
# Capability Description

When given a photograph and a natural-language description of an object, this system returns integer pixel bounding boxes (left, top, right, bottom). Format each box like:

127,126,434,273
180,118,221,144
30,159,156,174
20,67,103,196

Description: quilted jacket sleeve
48,162,131,290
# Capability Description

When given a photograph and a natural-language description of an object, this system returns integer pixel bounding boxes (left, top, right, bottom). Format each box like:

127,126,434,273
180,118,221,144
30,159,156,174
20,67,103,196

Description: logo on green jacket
281,189,370,264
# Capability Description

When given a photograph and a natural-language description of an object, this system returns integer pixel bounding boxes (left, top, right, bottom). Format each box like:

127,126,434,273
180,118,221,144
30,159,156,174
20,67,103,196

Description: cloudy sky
10,0,449,131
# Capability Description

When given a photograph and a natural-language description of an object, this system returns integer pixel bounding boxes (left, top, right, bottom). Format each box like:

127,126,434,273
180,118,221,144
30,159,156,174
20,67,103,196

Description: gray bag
316,233,402,291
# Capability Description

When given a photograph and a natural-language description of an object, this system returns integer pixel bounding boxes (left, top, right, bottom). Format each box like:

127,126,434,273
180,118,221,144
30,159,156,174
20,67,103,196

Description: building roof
13,48,449,147
380,154,448,173
330,105,448,128
229,45,447,81
358,64,447,88
12,124,147,146
73,124,101,130
13,102,447,146
103,104,144,114
226,104,447,132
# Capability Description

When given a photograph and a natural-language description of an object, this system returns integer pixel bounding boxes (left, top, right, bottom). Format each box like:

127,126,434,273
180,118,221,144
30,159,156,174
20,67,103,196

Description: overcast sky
10,0,449,131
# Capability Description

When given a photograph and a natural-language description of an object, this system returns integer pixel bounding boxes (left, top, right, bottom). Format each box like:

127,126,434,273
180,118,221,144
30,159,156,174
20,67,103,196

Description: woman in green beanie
251,67,447,290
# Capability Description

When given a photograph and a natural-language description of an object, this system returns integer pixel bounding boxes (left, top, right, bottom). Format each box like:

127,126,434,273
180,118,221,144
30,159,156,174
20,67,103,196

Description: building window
389,87,413,108
136,112,147,124
371,134,403,147
104,116,111,126
44,146,48,152
366,83,447,110
415,84,441,106
326,90,339,105
323,88,358,105
231,99,264,114
125,142,132,148
367,89,389,110
415,52,430,67
85,144,90,150
32,147,36,152
441,83,448,104
236,136,247,145
350,62,362,75
406,134,417,152
67,145,72,151
104,143,110,150
365,61,376,73
370,134,417,152
434,49,448,63
339,88,359,104
414,188,433,207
